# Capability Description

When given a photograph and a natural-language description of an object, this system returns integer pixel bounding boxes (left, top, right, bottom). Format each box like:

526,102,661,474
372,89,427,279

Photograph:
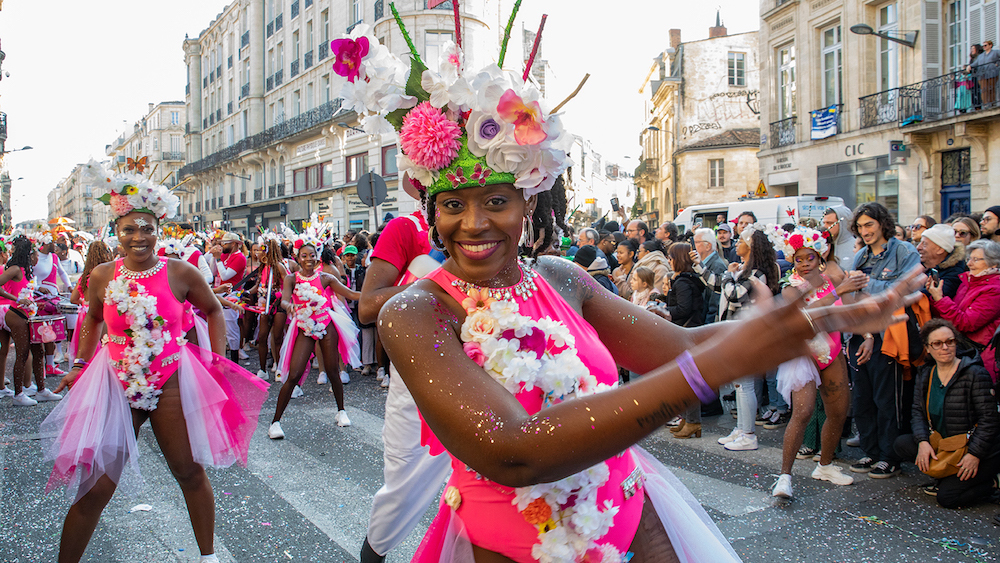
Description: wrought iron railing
291,0,299,18
347,20,362,33
217,196,223,208
203,118,208,129
241,83,250,98
228,56,233,69
277,183,285,197
275,69,283,86
769,116,797,148
375,0,384,20
859,88,901,128
217,65,222,77
230,194,236,206
304,50,313,69
254,188,263,200
203,77,208,88
267,21,274,37
241,192,247,204
178,99,344,179
228,102,234,115
305,0,313,6
268,184,276,199
808,104,844,139
186,84,190,95
275,14,283,31
290,59,300,77
319,41,329,60
241,31,250,49
0,112,7,142
266,75,274,91
161,151,184,161
216,109,222,122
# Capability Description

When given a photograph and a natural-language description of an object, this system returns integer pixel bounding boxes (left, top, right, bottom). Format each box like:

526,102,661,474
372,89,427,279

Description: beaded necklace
449,259,539,302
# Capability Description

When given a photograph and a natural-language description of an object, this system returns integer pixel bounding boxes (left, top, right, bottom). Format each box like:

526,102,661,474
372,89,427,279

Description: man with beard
982,206,1000,243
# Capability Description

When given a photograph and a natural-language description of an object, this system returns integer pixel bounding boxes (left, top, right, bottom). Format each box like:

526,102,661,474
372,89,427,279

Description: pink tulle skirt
40,343,269,504
412,447,742,563
277,306,361,375
68,302,88,360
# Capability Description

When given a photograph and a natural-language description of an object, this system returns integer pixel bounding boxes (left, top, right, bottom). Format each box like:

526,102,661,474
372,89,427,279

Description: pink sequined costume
40,258,270,503
0,269,32,331
277,271,361,375
776,272,844,404
68,278,91,360
412,266,741,563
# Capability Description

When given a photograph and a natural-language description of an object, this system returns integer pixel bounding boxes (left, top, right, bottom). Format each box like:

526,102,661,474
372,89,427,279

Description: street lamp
849,24,918,48
1,145,32,155
337,122,366,133
226,172,251,180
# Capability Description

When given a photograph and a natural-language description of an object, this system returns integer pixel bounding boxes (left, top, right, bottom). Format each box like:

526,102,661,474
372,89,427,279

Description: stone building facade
47,162,112,230
757,0,1000,223
637,20,761,224
178,0,526,236
106,101,187,190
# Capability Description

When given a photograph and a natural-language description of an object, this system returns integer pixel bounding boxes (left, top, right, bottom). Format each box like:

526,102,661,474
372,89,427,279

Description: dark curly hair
851,202,896,243
743,230,780,295
425,174,568,261
6,236,34,276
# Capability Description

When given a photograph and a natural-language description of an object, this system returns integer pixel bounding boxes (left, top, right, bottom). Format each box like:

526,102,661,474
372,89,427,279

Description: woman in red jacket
928,239,1000,381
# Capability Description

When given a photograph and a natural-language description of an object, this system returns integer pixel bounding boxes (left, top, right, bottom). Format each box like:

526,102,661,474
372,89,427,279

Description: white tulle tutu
277,306,361,376
776,356,822,405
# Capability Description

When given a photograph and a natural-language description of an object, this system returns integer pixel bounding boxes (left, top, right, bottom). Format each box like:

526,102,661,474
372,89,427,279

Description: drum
29,315,67,344
59,302,80,315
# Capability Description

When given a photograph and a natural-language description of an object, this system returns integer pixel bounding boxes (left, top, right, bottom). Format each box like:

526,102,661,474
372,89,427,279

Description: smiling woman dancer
328,10,926,563
40,162,269,563
268,238,361,439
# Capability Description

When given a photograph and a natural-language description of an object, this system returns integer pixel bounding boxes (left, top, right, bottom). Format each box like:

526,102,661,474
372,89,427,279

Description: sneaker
869,461,900,479
24,383,37,396
257,369,269,380
846,432,861,448
238,349,250,360
666,416,684,428
850,457,876,473
764,411,792,430
772,474,793,498
340,371,350,384
756,407,778,426
12,392,37,406
312,360,319,369
796,446,817,460
268,421,284,440
46,365,67,376
380,374,390,388
376,367,386,382
724,433,758,451
718,427,744,445
276,372,286,383
35,389,63,402
921,483,939,496
336,409,352,427
812,463,854,486
317,372,328,384
0,388,12,398
291,385,304,399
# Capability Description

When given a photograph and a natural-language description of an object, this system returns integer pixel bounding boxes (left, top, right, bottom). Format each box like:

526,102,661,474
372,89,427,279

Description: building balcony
305,0,313,7
808,104,844,140
290,59,300,78
241,31,250,49
275,14,283,31
304,50,313,69
267,21,274,37
241,83,250,99
216,109,222,122
266,75,274,91
230,194,236,206
347,20,362,34
228,101,234,115
254,188,263,200
319,41,329,61
161,151,184,161
769,116,797,148
217,65,222,78
209,70,215,83
228,55,233,69
275,69,283,87
268,184,276,198
277,183,285,197
291,0,299,18
241,192,247,204
375,0,384,20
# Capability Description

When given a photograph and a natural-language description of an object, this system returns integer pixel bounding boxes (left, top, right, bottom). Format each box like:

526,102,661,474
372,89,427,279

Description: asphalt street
2,354,999,562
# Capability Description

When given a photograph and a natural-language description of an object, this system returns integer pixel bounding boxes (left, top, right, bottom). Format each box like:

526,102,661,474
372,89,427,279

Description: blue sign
810,105,840,140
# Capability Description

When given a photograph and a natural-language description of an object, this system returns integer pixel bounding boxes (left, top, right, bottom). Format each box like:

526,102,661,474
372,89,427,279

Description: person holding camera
917,223,967,300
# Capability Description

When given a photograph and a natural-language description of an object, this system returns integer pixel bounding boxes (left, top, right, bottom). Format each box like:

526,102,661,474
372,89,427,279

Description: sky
0,0,759,225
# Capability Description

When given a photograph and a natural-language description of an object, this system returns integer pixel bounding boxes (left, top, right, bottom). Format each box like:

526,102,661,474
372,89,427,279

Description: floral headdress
159,238,185,257
740,222,786,250
784,226,828,257
83,159,180,221
328,2,573,200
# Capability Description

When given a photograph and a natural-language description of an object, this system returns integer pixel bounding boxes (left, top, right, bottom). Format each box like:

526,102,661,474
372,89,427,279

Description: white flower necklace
292,273,329,339
788,272,833,364
455,277,627,563
16,277,38,317
105,274,171,410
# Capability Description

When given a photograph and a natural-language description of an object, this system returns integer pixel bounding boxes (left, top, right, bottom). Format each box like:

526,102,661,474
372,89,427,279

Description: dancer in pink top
268,240,360,438
41,161,269,563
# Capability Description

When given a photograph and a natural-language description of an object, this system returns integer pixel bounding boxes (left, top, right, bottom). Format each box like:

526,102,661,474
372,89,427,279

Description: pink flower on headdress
787,233,805,251
496,90,547,146
331,37,370,83
109,193,134,217
399,102,462,170
470,163,492,186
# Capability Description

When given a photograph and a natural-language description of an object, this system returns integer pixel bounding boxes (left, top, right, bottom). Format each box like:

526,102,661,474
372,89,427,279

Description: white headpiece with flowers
83,159,180,221
159,239,185,257
783,227,829,257
741,222,787,250
328,4,573,200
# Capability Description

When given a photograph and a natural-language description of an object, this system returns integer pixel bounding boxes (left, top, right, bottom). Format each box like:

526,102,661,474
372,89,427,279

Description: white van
673,196,846,234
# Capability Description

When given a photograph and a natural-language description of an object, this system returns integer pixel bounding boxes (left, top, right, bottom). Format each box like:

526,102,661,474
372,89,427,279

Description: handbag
923,366,974,479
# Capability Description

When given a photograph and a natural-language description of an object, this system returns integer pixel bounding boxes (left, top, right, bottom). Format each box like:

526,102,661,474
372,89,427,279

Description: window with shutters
948,1,968,73
878,3,899,91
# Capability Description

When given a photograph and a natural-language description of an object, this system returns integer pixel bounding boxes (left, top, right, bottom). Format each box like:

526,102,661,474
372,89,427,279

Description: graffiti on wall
682,89,760,138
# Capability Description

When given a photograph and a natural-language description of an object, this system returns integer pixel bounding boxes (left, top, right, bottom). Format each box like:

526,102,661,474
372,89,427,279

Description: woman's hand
689,250,701,265
957,453,980,481
855,337,874,364
916,440,937,473
727,262,740,273
925,278,944,301
16,298,30,308
54,366,84,394
836,271,868,295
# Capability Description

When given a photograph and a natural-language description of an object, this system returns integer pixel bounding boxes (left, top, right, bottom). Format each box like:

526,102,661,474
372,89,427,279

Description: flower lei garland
17,278,38,317
105,277,170,410
787,273,834,365
292,277,329,339
457,287,626,563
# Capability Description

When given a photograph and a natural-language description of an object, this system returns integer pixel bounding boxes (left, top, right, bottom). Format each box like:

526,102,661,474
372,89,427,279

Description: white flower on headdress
466,110,511,157
421,69,451,109
447,76,477,112
486,134,534,175
340,79,372,115
361,114,396,135
439,41,464,84
397,153,438,188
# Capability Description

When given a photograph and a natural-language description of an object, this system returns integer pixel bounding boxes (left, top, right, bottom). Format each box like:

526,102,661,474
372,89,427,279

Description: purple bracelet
677,351,716,403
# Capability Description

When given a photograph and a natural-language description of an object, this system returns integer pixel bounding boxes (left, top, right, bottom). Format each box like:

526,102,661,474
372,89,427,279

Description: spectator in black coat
572,245,618,295
918,223,968,300
893,319,1000,508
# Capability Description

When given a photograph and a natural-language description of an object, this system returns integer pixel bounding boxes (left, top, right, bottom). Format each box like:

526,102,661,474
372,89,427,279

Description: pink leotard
1,270,32,313
289,271,332,336
420,265,644,560
793,272,843,370
103,259,195,392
